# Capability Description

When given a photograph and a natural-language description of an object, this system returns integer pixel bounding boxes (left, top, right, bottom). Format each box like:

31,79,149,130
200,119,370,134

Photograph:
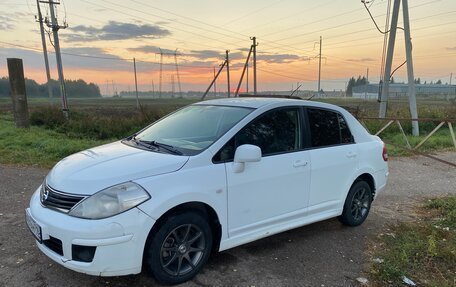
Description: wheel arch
142,201,222,265
354,173,376,198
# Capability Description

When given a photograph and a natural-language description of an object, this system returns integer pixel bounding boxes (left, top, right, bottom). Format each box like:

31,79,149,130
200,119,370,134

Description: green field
0,96,455,167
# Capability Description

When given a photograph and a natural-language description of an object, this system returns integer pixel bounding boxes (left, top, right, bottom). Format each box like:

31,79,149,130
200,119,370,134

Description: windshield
132,105,253,155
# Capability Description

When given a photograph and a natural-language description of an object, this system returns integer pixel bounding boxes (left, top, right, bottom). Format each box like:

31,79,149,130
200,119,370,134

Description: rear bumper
28,187,156,276
374,169,389,199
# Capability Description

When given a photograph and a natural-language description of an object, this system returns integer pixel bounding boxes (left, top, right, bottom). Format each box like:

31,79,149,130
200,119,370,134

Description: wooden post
7,58,29,128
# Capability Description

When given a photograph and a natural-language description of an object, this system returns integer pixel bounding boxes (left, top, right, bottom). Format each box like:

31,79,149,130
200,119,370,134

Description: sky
0,0,455,95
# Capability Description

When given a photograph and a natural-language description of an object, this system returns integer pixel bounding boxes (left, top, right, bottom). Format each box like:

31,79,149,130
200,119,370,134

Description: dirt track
0,153,455,287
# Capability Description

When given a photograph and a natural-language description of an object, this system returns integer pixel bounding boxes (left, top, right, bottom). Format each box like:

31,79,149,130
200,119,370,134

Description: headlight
68,182,150,219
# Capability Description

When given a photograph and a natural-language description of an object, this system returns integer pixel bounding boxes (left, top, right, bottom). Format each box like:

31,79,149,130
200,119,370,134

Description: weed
370,197,456,287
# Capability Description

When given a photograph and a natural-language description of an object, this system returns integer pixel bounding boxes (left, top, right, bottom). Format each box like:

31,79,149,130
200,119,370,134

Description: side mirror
232,144,262,173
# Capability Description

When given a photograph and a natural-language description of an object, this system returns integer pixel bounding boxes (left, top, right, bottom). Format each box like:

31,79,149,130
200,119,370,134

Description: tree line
0,77,101,98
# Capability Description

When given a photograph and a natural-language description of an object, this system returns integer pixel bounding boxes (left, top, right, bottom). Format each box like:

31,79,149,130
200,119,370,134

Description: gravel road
0,153,455,287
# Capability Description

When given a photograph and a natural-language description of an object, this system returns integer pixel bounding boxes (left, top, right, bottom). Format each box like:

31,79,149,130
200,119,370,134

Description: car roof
196,97,305,109
196,97,345,112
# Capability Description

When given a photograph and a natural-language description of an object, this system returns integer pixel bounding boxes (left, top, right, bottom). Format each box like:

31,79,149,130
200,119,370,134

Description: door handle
293,160,308,167
346,151,357,158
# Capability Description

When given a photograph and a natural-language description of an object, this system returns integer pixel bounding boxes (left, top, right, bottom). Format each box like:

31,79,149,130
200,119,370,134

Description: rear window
307,108,354,148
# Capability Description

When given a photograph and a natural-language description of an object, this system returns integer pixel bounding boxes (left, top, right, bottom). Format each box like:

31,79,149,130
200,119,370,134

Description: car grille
40,184,86,212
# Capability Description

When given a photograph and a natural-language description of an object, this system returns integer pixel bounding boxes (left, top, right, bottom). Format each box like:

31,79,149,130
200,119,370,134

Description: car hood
46,141,189,195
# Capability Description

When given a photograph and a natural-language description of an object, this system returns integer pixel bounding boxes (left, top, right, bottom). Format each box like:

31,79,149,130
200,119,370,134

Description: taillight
382,144,388,161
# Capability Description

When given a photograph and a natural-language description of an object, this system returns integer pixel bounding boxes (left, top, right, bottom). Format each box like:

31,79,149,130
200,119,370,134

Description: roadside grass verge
0,113,108,167
370,196,456,287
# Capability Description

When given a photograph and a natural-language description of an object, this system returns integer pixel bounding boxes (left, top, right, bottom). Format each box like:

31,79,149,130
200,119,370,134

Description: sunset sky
0,0,455,95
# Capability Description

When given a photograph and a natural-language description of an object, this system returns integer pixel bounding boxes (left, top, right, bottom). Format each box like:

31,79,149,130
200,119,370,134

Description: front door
222,107,311,238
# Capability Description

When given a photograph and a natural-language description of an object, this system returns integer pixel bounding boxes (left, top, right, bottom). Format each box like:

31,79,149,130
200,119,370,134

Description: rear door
305,108,358,215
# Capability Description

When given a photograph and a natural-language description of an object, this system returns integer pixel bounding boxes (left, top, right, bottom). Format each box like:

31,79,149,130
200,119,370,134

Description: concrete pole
48,1,68,118
379,0,401,118
36,0,53,100
246,63,249,93
201,61,226,100
133,58,139,109
251,37,257,95
7,58,29,128
402,0,419,136
235,46,253,97
226,50,231,98
318,36,322,94
213,67,217,97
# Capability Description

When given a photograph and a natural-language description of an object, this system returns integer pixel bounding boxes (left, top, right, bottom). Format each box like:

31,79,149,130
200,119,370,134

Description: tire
338,181,373,226
145,211,213,285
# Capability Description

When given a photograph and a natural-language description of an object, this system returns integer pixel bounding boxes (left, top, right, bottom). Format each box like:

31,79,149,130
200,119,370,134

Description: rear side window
307,108,354,148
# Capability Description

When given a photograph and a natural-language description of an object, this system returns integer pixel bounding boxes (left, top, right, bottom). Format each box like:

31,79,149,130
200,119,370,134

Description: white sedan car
26,98,388,284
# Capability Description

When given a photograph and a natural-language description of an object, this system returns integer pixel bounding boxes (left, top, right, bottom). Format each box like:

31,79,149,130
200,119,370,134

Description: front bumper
28,187,156,276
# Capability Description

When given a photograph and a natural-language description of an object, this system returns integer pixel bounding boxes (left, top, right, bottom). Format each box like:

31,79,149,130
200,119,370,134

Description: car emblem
42,188,49,202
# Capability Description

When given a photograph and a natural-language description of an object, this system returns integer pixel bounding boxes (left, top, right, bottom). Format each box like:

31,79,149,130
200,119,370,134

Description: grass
370,197,456,287
0,97,454,167
0,113,108,167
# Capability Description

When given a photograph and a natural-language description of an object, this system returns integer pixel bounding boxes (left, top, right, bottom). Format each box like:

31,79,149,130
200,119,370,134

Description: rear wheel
338,181,372,226
145,211,212,285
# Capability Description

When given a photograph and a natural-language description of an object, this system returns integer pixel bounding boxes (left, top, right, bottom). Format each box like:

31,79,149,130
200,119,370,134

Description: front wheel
338,181,372,226
145,211,213,285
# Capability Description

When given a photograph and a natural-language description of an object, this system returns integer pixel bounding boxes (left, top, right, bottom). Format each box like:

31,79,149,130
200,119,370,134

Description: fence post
7,58,29,128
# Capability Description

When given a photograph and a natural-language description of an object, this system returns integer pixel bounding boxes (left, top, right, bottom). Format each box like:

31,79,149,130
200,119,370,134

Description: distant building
352,83,456,99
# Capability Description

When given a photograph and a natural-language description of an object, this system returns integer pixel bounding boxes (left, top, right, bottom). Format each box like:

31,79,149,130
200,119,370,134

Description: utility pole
159,48,163,98
402,0,419,136
318,36,322,95
171,74,175,98
226,50,231,98
133,57,139,109
235,46,253,97
174,49,182,98
379,0,400,118
35,0,53,100
43,0,68,117
246,63,249,93
251,37,258,95
213,67,217,97
201,61,227,100
379,0,419,136
367,67,369,83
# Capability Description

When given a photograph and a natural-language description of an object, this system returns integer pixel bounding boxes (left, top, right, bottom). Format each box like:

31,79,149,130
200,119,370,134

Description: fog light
72,244,96,262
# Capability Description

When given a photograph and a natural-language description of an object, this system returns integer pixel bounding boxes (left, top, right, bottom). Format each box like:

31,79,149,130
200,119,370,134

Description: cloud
346,57,376,62
446,47,456,51
128,45,175,54
256,53,301,64
0,15,15,30
64,21,171,42
0,47,132,72
188,50,222,59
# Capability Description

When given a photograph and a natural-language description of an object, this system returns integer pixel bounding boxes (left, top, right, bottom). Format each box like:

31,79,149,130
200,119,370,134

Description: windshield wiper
138,140,183,155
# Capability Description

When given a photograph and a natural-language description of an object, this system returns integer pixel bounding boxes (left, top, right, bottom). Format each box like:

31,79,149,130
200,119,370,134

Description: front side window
214,108,301,162
307,108,354,148
132,105,253,155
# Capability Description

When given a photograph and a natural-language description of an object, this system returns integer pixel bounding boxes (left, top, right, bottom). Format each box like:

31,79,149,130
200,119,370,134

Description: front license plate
25,209,42,243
